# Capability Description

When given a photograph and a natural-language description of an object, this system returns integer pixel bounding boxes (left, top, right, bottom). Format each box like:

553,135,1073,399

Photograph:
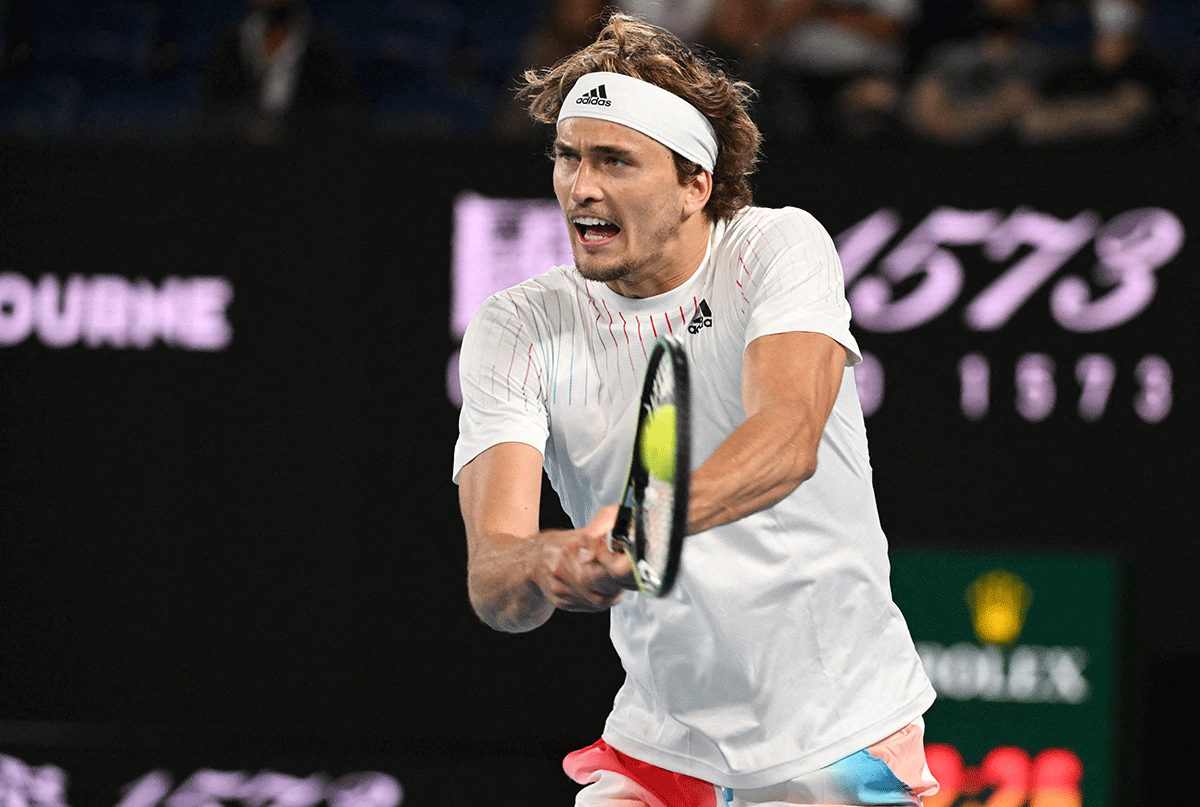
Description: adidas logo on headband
575,84,611,107
559,72,718,172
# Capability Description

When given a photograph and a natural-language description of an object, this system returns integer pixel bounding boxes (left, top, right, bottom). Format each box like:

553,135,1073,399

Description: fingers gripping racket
609,335,691,597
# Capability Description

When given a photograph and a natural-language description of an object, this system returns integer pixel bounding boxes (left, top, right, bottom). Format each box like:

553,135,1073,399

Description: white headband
557,72,718,172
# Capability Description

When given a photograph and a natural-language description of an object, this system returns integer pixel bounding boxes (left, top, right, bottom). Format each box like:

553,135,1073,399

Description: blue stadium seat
156,0,244,72
67,1,198,139
73,63,201,140
369,79,490,138
310,0,374,57
356,0,495,138
362,0,464,82
0,72,79,138
457,0,540,90
76,0,160,70
24,0,88,71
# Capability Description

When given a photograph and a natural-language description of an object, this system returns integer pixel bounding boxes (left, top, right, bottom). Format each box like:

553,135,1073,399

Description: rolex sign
890,550,1124,807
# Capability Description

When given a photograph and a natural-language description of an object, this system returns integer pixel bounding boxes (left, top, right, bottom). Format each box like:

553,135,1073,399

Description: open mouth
573,216,621,244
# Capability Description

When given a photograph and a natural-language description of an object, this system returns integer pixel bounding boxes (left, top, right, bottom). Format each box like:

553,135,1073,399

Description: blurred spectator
491,1,765,141
1019,0,1173,141
202,0,361,143
906,0,1050,143
621,0,766,69
755,0,919,141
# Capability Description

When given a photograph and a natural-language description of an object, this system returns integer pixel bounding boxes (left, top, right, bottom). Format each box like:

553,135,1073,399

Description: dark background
1,136,1197,805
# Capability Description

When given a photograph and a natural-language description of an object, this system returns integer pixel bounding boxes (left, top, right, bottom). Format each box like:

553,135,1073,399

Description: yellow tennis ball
639,404,677,483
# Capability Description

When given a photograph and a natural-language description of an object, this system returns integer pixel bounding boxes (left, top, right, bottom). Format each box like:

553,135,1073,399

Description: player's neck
606,216,713,300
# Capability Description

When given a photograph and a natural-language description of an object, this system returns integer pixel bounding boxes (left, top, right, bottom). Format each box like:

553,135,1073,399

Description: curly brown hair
518,12,761,223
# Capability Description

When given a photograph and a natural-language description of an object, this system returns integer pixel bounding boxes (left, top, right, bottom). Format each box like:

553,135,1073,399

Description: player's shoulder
473,264,581,322
719,205,833,252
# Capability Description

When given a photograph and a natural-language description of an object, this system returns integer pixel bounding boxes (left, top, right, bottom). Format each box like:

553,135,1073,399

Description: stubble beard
573,215,679,285
574,257,640,284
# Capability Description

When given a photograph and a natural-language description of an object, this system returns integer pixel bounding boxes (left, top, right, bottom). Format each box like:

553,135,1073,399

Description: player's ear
682,168,712,218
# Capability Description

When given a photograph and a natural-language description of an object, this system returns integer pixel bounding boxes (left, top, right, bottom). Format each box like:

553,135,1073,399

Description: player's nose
570,160,604,205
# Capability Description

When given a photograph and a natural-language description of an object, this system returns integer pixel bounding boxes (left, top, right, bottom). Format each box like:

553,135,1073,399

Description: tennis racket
608,335,690,597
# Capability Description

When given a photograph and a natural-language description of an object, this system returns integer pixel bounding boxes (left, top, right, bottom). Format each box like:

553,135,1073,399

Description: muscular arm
458,441,633,633
908,74,1035,143
687,331,846,534
1018,81,1152,141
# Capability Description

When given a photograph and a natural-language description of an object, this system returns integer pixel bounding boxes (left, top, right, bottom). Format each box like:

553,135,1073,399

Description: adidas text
688,300,714,334
575,96,612,106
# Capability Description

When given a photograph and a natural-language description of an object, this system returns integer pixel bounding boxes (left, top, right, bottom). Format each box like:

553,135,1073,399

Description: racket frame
610,335,690,597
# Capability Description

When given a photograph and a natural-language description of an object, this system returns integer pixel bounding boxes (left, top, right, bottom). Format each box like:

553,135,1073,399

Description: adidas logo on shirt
688,300,713,334
575,85,612,106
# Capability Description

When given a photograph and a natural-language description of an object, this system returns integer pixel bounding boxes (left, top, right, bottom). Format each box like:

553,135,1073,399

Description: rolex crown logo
966,570,1032,645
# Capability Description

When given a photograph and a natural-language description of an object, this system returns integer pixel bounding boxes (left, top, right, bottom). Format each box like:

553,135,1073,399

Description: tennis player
453,13,938,807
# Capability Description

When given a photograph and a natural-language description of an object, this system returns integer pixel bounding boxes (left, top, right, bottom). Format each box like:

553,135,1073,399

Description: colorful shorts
564,720,940,807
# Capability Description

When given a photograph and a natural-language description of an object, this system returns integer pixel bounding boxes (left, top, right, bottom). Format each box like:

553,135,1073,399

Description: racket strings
639,486,673,586
650,362,674,409
638,358,678,589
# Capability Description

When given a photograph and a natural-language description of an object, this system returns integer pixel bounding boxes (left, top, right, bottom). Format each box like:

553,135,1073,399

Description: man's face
552,117,698,290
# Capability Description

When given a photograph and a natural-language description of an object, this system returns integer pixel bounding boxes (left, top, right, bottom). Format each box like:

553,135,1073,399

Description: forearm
686,332,844,534
686,402,819,534
914,100,1010,139
467,518,631,630
467,532,555,633
910,83,1030,141
1020,86,1151,140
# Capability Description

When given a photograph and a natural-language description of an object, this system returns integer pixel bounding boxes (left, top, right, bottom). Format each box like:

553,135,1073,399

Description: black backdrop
1,137,1197,806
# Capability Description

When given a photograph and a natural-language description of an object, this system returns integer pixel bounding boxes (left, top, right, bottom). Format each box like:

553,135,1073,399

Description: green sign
891,550,1125,807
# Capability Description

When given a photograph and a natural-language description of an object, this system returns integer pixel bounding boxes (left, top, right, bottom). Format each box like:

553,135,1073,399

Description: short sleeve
742,208,862,366
452,291,551,483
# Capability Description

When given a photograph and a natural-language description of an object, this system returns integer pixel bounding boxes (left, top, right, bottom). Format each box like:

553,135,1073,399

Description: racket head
611,335,690,597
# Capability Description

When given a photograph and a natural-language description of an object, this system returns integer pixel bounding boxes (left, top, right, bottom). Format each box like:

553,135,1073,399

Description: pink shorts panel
564,739,718,807
565,720,939,806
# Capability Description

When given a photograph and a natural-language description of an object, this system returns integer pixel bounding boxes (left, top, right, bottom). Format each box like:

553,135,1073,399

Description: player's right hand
537,507,634,612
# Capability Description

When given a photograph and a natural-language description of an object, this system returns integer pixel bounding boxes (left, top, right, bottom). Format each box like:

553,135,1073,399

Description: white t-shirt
453,206,935,788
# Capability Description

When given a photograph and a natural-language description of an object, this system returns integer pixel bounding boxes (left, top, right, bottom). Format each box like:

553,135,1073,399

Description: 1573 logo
837,206,1185,333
